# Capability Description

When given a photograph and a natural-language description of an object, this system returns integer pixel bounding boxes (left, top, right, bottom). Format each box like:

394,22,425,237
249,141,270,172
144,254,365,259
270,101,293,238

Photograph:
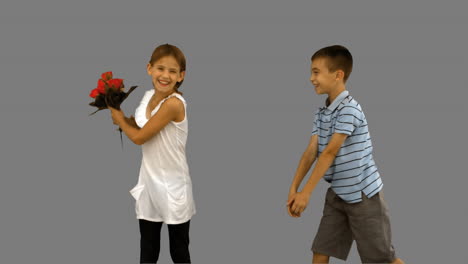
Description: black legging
139,219,191,264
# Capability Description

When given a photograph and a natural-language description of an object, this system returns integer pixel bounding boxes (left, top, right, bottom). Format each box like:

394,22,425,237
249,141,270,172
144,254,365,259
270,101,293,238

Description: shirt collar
321,90,349,112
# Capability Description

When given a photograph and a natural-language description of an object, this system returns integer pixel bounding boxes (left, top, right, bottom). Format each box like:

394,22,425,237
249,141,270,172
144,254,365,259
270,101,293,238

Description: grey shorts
311,188,397,263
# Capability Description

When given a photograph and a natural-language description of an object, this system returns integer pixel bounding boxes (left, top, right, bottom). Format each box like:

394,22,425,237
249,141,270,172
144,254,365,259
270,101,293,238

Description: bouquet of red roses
89,71,138,148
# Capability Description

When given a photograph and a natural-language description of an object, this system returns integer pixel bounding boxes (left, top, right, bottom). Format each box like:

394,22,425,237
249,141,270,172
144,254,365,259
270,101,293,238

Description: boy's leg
346,191,398,263
139,219,163,264
168,220,191,263
311,188,353,261
312,252,330,263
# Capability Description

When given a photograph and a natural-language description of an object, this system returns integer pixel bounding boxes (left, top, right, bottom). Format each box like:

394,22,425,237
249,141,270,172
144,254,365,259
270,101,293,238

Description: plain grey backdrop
1,0,467,263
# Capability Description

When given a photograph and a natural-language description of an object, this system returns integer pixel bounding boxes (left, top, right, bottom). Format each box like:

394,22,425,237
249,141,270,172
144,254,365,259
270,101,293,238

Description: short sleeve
334,105,363,135
311,110,320,135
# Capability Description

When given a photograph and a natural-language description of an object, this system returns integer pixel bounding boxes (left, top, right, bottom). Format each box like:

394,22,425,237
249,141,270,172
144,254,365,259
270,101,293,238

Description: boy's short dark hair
311,45,353,82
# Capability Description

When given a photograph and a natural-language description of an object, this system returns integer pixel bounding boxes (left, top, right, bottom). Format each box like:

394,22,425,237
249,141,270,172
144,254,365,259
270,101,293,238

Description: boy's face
310,57,341,95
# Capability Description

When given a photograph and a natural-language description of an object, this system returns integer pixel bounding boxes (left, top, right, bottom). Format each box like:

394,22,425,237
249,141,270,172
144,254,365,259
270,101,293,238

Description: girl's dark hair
149,44,186,95
311,45,353,82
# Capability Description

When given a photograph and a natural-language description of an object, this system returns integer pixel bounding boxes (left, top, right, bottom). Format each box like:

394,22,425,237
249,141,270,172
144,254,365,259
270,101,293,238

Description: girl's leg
139,219,163,264
167,220,191,263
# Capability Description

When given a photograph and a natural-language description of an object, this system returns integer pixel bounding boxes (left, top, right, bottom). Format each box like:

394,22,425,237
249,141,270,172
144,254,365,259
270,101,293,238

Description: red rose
101,71,113,81
89,71,137,116
107,78,124,90
97,79,107,94
89,88,100,98
89,71,139,149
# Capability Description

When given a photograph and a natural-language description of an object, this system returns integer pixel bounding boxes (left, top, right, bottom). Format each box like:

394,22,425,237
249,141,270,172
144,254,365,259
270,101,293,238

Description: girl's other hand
128,115,137,126
123,115,139,129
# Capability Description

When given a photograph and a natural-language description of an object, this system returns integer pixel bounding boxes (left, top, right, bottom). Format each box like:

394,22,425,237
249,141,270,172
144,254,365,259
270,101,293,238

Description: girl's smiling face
147,56,185,94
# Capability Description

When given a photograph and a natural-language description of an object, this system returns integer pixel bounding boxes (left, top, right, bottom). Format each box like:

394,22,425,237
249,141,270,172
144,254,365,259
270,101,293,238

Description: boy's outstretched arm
287,135,318,217
289,135,319,193
290,133,348,216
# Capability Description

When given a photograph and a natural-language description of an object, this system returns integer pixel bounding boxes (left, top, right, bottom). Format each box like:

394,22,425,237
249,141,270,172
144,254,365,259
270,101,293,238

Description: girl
109,44,196,263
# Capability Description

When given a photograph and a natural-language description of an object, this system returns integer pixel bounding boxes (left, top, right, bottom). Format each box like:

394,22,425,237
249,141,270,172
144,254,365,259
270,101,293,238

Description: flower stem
119,128,123,150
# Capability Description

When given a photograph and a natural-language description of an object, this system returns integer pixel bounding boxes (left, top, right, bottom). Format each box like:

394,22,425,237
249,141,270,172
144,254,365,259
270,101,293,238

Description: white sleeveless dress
130,89,196,224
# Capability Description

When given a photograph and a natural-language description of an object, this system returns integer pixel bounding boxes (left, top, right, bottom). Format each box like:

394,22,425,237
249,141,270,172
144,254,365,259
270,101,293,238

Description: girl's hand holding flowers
88,71,138,115
88,71,138,149
109,106,124,126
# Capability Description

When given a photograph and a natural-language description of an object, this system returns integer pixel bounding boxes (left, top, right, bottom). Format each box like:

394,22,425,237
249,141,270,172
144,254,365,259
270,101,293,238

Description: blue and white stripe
311,90,383,203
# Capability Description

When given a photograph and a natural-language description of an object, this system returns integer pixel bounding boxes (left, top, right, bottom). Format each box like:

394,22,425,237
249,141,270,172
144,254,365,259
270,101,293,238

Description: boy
287,45,405,264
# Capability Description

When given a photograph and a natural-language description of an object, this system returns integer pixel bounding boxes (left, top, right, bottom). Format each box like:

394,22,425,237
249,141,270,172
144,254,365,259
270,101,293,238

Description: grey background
1,0,467,263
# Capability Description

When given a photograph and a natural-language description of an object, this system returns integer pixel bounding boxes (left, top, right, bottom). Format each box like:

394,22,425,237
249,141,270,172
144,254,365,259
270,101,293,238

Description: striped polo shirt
311,90,383,203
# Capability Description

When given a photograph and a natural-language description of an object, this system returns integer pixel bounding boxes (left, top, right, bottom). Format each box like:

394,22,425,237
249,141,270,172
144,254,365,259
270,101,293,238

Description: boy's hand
290,191,311,216
287,192,301,218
